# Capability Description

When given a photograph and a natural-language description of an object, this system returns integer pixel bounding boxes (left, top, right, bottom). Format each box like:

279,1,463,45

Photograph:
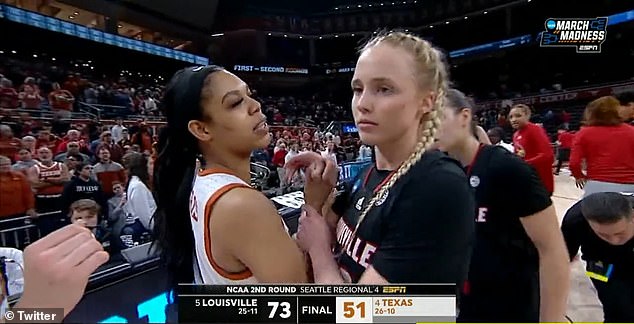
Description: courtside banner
178,284,456,323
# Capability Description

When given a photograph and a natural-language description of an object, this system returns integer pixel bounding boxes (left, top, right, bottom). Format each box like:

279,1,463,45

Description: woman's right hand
285,152,338,211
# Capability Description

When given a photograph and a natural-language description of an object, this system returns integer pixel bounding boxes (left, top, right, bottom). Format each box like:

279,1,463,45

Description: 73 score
267,301,292,319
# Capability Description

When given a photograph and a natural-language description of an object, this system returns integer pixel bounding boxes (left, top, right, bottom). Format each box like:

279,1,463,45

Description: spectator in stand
0,78,19,109
570,96,634,196
111,118,126,143
54,141,90,164
358,143,373,162
0,124,21,163
11,148,37,174
48,82,75,119
18,85,43,110
0,155,35,220
55,129,81,155
321,140,338,165
121,152,155,230
272,142,288,189
107,181,127,239
285,142,303,188
117,128,131,148
35,128,59,153
560,109,571,129
20,136,36,154
64,154,81,177
19,77,40,94
93,147,126,198
67,199,113,253
27,146,70,235
83,83,98,105
554,126,575,175
96,132,124,163
487,127,514,153
510,104,555,195
131,122,152,153
616,91,634,125
61,162,107,219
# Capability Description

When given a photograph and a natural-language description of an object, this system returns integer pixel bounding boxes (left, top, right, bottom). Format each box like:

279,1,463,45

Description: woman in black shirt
437,88,570,322
286,31,475,287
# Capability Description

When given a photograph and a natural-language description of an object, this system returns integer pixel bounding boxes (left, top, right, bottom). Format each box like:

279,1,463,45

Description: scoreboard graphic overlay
179,284,456,323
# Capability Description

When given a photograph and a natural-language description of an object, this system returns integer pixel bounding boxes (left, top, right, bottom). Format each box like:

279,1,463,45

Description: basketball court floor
554,171,603,322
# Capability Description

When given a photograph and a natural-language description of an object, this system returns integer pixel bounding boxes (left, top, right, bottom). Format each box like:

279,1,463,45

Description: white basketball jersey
189,168,258,284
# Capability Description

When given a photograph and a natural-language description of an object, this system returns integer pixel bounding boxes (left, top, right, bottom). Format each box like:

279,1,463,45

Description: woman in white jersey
152,66,307,287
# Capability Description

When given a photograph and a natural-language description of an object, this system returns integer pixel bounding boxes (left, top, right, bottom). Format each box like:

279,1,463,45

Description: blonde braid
352,31,449,235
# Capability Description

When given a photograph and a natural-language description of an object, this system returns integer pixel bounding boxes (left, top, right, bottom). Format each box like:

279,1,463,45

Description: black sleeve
561,201,584,261
331,166,371,216
60,181,75,215
371,161,475,284
490,151,552,219
96,183,109,220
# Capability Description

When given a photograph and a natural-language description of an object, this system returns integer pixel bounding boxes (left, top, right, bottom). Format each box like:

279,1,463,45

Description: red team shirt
569,124,634,184
513,123,555,193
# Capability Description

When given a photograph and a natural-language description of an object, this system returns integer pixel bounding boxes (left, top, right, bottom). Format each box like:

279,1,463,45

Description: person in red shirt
0,78,19,109
554,126,575,175
18,85,43,110
0,124,21,163
35,128,59,153
272,142,288,188
0,155,35,219
570,96,634,196
56,129,81,155
510,104,555,194
48,82,75,119
560,110,571,129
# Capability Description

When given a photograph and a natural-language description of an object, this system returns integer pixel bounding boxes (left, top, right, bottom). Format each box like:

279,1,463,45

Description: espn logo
382,286,407,293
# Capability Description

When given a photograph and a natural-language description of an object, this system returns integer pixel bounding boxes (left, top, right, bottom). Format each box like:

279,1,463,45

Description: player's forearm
538,248,570,322
309,245,344,284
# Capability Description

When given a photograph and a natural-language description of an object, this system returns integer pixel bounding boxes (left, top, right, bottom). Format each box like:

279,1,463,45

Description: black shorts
557,148,570,161
458,272,539,323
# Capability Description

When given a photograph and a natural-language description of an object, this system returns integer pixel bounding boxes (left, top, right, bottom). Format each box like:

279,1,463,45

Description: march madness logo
540,17,608,53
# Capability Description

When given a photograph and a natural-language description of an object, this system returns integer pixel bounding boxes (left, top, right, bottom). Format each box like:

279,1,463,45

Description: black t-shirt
561,197,634,280
466,145,552,282
561,196,634,322
331,150,475,284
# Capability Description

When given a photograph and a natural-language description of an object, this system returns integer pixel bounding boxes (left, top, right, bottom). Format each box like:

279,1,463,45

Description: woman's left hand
285,152,338,210
296,205,332,254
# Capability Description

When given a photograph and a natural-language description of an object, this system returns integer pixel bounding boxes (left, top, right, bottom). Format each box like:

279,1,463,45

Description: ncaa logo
375,190,390,206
